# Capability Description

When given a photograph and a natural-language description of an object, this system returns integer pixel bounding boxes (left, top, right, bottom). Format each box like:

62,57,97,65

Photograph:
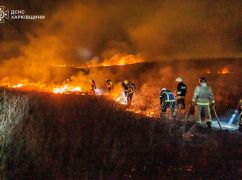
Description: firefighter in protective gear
175,77,187,109
192,77,215,128
238,99,242,131
89,79,96,94
160,88,176,118
105,79,113,92
129,80,136,92
122,80,135,107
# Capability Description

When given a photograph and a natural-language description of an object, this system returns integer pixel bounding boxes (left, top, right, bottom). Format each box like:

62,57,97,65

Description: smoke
0,0,241,83
129,0,242,60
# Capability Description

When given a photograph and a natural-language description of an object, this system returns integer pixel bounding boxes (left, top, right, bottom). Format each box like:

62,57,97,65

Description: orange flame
217,67,230,74
53,85,82,94
53,54,145,69
101,54,144,66
0,81,160,118
0,54,158,118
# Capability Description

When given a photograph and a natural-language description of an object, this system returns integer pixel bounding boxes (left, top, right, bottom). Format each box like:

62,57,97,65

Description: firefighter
129,80,136,92
238,99,242,132
160,88,176,118
192,77,215,128
122,80,135,107
175,77,187,110
105,79,113,92
89,79,96,94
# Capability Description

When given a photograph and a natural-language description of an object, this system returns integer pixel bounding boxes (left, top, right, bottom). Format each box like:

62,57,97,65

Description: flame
114,92,127,105
53,85,82,94
12,84,24,88
0,81,160,118
1,82,84,95
206,67,230,75
53,54,145,69
0,53,158,119
101,54,144,66
206,69,211,74
218,67,230,74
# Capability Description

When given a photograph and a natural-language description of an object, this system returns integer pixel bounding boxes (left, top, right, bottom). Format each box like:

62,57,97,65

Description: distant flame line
52,61,146,69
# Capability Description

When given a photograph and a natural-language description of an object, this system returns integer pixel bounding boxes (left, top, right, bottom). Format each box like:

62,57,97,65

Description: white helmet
176,77,183,82
161,88,166,91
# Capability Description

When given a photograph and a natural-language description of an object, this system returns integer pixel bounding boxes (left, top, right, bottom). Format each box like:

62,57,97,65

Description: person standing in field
192,77,215,129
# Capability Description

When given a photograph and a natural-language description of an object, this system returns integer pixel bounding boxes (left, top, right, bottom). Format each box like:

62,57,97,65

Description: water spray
228,110,238,125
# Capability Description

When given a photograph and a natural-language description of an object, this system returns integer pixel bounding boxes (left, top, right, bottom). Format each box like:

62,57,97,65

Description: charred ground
0,89,241,179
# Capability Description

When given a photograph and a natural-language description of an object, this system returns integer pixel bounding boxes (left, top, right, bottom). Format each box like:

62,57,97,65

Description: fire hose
212,107,222,130
184,104,222,130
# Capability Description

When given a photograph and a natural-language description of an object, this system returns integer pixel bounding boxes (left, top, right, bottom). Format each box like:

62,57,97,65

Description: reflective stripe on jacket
193,85,215,105
160,90,176,103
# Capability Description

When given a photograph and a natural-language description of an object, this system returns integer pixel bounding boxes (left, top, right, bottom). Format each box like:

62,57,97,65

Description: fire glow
53,85,82,94
217,67,230,74
53,54,145,69
206,67,230,75
0,81,160,118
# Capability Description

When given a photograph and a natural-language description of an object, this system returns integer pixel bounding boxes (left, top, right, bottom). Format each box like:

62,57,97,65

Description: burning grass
0,58,241,118
0,89,241,179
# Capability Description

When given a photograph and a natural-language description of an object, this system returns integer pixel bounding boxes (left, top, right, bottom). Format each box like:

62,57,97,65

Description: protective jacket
122,82,134,96
160,90,176,104
192,84,215,105
176,82,187,98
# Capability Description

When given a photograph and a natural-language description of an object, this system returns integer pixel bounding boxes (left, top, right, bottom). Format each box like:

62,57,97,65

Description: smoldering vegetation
0,89,241,179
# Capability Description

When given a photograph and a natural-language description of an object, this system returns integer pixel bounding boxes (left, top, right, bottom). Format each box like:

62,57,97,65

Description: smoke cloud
0,0,241,82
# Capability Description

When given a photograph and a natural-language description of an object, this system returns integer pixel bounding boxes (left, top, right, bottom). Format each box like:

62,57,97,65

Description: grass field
0,89,241,179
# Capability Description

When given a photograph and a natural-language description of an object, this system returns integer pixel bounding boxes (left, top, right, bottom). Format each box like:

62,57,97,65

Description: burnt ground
0,90,241,179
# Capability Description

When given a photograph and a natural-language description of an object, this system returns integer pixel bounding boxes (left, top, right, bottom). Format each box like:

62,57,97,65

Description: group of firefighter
90,78,136,107
160,77,216,129
90,77,242,131
161,77,241,130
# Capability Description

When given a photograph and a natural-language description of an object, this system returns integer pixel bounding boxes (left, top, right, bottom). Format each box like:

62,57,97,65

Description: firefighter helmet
199,77,207,83
176,77,183,82
124,80,129,84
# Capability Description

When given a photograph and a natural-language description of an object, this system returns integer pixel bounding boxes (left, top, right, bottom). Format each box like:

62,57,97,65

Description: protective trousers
126,93,133,107
176,98,186,109
161,102,176,118
195,105,212,123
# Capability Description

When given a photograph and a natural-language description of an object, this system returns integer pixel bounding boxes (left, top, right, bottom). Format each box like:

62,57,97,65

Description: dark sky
0,0,241,64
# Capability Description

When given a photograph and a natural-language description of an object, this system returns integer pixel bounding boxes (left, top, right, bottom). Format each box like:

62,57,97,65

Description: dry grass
0,89,29,172
0,89,241,179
